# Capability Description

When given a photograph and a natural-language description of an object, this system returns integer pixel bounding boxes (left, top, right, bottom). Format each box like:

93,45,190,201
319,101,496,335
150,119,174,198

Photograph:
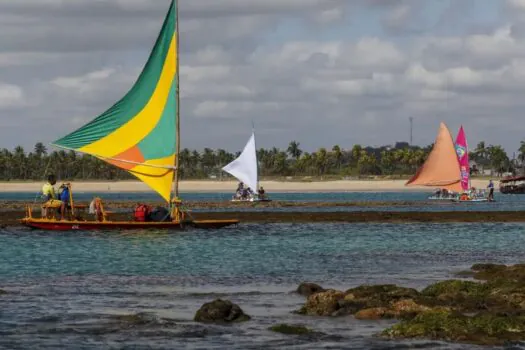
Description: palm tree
331,145,343,172
287,141,302,160
316,148,328,175
351,145,362,166
518,140,525,173
487,145,509,176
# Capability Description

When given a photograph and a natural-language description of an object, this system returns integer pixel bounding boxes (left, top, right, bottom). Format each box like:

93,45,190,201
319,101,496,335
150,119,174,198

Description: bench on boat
39,201,115,221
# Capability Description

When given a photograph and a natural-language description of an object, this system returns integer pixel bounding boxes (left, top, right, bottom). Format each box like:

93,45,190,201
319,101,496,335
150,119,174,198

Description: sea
1,191,525,349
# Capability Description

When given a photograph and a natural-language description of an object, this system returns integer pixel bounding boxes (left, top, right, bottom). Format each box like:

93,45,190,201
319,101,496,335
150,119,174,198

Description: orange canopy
406,122,462,192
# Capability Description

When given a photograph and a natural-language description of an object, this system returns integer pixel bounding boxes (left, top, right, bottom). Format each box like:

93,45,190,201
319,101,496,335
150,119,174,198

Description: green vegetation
0,140,522,180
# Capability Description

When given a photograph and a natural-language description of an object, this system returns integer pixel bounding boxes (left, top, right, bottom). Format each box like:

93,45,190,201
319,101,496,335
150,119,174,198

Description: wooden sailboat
21,0,239,230
406,122,488,202
222,131,271,202
406,122,463,200
453,125,489,202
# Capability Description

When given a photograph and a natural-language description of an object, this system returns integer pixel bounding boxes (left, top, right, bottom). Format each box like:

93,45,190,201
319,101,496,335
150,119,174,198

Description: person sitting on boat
41,174,62,218
89,197,105,222
246,187,255,200
233,182,244,200
258,186,266,200
487,180,495,201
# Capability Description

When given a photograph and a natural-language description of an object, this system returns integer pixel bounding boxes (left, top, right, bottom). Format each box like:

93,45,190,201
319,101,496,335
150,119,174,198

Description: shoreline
0,179,498,193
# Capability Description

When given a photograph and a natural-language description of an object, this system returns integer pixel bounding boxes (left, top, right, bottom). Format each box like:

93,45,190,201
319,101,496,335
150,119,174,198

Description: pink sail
455,126,470,191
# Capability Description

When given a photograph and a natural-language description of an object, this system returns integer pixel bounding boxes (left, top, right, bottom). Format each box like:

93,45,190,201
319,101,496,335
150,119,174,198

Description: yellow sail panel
53,0,178,202
128,155,177,202
406,122,462,191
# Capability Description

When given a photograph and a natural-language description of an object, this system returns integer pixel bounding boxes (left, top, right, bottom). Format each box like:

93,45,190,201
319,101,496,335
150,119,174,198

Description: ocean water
3,191,525,212
2,222,525,349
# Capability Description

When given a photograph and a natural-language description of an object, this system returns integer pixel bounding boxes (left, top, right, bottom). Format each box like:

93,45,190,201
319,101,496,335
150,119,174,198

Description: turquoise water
1,222,525,349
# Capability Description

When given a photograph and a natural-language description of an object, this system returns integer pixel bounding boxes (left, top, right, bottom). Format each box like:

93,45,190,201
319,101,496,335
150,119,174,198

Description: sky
0,0,525,155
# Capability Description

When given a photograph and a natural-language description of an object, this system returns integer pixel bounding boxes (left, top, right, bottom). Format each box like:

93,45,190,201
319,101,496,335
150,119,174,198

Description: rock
383,310,525,346
389,299,432,319
420,280,490,310
354,307,389,320
296,282,325,297
194,299,251,323
299,289,345,316
0,289,6,295
354,300,431,321
345,284,420,305
336,285,420,316
269,324,313,335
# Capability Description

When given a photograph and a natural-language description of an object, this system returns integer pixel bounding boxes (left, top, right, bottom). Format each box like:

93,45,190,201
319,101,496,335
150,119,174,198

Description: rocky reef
297,264,525,345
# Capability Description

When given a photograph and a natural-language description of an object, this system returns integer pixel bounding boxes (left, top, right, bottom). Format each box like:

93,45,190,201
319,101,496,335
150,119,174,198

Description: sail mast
174,0,181,200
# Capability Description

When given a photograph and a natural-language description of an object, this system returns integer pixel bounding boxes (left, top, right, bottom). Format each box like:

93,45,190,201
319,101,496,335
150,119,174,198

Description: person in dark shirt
258,186,266,199
487,180,495,201
58,183,70,220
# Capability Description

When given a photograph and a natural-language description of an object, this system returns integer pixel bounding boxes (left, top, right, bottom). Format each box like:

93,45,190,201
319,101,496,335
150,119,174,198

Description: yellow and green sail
53,0,178,202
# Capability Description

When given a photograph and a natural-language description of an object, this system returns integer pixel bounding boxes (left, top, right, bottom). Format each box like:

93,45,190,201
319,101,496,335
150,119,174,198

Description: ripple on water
1,222,525,349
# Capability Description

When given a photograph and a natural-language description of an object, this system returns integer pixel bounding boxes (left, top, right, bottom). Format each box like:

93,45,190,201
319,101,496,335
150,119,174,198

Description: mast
174,0,181,200
252,120,259,190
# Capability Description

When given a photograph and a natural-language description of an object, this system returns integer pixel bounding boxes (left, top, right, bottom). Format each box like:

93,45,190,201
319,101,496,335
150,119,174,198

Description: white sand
0,179,498,193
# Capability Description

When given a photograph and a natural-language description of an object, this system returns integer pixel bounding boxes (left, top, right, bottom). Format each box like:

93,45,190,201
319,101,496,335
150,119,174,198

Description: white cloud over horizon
0,0,524,155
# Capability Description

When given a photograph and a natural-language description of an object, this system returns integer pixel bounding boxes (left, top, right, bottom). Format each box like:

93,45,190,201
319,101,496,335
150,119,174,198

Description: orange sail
406,122,462,192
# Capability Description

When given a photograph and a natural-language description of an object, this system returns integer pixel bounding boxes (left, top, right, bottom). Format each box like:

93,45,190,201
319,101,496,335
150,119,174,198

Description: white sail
222,132,258,192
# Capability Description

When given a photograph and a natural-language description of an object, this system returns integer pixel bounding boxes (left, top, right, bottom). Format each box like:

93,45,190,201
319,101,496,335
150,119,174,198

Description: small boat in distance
500,176,525,194
406,122,488,202
21,0,239,230
222,131,271,202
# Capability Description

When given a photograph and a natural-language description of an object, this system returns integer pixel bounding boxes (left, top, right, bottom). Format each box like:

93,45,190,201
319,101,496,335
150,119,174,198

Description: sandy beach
0,179,497,193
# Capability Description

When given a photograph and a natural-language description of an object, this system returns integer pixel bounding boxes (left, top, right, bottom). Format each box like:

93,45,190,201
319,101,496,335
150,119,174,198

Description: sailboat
453,126,489,202
21,0,239,230
406,122,488,202
406,122,463,200
222,131,271,202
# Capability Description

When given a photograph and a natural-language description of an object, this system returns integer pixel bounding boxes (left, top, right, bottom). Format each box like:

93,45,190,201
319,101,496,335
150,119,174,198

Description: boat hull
20,218,239,231
428,196,456,201
231,198,272,203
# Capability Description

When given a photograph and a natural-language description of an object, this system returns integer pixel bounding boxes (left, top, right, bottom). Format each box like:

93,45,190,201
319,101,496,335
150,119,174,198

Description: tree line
0,141,524,181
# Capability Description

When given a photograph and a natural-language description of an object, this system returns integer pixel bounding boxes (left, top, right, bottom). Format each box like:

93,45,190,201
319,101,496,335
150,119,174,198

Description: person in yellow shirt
42,174,57,201
41,174,62,218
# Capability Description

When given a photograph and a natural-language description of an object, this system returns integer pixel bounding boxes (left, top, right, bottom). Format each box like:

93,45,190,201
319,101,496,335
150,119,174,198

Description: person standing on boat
487,180,495,201
57,183,70,220
41,174,61,217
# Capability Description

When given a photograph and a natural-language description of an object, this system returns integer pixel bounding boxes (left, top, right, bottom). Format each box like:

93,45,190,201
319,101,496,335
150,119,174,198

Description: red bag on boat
134,204,150,222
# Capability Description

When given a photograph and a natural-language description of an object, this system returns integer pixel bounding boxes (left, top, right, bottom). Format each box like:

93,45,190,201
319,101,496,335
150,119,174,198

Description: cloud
0,0,524,154
0,83,24,109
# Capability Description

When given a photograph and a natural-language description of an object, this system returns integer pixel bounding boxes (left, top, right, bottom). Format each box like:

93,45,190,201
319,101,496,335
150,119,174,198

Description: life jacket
134,204,150,222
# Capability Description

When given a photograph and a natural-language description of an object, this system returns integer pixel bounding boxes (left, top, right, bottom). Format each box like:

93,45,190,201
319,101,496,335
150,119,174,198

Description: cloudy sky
1,0,525,154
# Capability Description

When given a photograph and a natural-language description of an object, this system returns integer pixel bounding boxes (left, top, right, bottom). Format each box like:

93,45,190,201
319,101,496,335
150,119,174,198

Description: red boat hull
20,218,239,231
